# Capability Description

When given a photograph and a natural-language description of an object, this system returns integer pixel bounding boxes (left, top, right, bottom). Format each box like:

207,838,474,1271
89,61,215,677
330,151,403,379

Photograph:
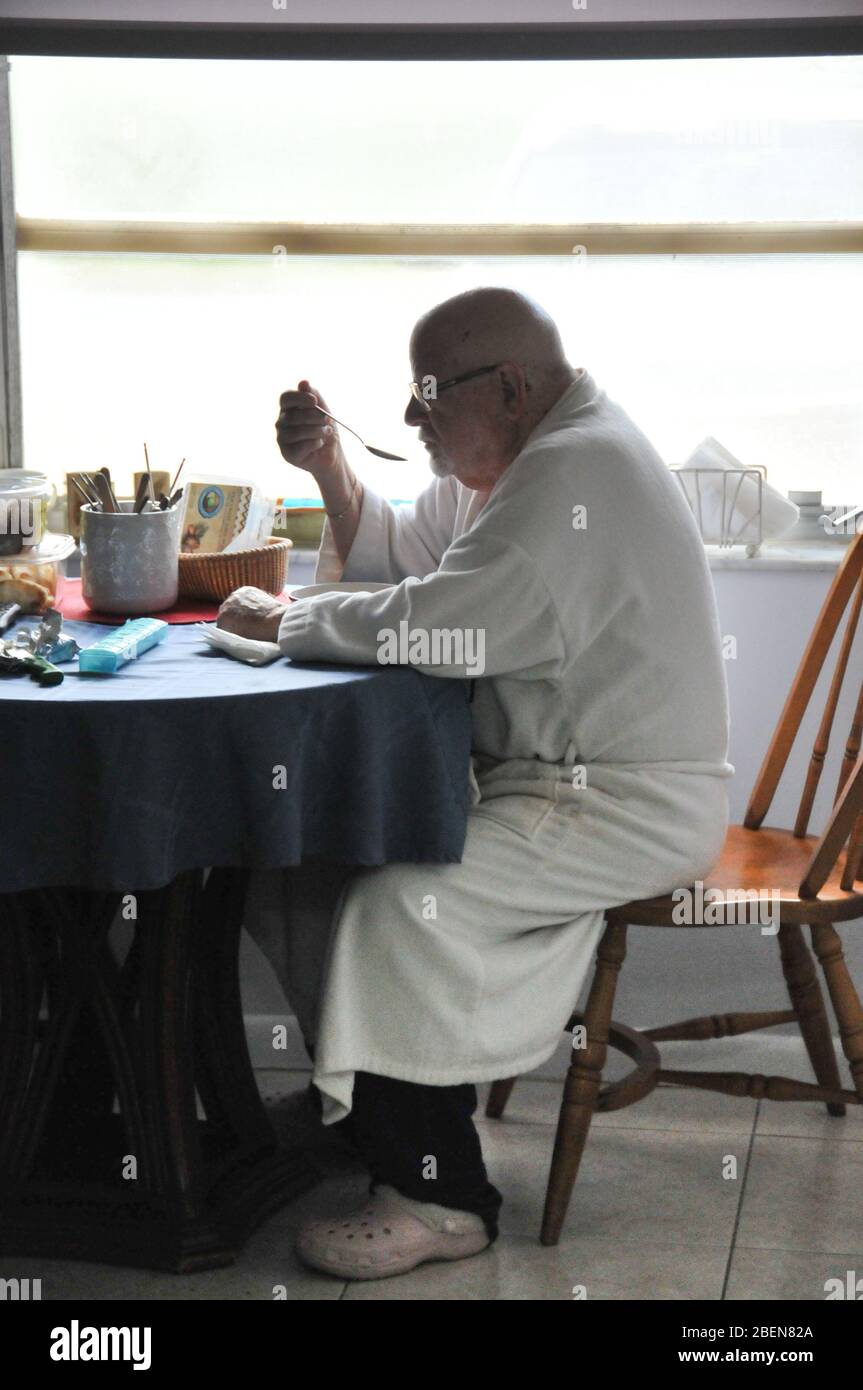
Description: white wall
615,562,863,1034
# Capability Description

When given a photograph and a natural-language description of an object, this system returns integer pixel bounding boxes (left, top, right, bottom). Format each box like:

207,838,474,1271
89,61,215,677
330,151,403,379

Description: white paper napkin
675,437,799,544
196,623,283,665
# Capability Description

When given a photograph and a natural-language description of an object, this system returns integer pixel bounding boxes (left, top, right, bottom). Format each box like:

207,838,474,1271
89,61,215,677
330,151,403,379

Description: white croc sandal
295,1185,491,1281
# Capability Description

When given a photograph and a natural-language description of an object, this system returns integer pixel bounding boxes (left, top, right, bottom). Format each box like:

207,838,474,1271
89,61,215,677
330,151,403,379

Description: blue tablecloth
0,620,472,893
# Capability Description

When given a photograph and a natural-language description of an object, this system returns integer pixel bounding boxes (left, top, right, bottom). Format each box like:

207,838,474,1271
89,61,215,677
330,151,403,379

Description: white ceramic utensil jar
80,501,183,614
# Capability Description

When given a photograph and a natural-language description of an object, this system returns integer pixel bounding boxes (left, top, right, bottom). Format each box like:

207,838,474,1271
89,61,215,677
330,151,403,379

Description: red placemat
56,575,290,626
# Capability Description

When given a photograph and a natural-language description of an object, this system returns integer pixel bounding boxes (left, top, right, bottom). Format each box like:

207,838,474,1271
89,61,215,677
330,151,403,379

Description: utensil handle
79,474,104,508
311,403,364,446
133,474,151,513
92,473,116,512
98,467,120,511
29,653,64,686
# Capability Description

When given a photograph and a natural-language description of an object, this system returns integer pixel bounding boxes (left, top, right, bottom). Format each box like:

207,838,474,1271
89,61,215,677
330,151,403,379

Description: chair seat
607,823,863,928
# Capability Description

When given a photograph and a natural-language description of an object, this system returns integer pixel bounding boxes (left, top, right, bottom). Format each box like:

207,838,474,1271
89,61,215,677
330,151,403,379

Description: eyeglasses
409,362,504,408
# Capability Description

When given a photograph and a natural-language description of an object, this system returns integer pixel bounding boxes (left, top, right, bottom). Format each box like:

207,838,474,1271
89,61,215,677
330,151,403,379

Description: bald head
411,287,571,405
405,287,577,490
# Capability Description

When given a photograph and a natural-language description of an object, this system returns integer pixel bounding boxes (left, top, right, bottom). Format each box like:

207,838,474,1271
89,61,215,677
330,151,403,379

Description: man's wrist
325,473,360,520
310,446,349,493
266,607,284,642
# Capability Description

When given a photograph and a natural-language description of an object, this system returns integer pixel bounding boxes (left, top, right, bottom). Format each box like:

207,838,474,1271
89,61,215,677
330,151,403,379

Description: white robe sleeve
280,528,565,681
314,476,460,585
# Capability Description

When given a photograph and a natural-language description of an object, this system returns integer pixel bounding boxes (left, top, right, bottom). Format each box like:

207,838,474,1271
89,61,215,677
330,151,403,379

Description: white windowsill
60,540,853,582
292,542,851,576
706,541,851,572
290,539,850,572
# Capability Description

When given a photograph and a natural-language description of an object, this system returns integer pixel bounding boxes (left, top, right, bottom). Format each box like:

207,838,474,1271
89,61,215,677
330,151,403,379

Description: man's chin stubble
428,452,456,479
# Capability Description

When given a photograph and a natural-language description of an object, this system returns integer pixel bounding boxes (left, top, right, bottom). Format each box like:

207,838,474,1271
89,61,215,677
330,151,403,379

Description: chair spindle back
744,531,863,897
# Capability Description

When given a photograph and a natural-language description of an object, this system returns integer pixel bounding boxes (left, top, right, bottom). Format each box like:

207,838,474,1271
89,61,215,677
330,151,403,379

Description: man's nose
404,395,427,428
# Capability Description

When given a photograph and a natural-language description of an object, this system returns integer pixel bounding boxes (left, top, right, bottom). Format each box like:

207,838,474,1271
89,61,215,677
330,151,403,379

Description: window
8,54,863,506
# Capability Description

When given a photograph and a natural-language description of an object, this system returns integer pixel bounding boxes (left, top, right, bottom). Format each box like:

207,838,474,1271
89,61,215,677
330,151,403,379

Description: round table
0,619,472,1271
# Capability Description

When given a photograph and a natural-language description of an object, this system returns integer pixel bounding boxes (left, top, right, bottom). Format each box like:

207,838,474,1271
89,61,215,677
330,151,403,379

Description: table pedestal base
0,1128,316,1273
0,868,319,1273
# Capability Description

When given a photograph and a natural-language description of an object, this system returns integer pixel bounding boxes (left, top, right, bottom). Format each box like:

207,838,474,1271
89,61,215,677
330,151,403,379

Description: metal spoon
311,403,406,462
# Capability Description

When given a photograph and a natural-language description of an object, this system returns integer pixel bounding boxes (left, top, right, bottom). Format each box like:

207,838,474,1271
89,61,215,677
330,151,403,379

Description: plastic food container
0,532,75,610
273,503,325,549
0,471,56,557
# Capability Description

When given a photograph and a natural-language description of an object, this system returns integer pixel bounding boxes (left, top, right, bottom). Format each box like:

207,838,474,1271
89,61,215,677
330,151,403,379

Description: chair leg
540,919,627,1246
485,1077,517,1119
778,922,846,1117
810,923,863,1103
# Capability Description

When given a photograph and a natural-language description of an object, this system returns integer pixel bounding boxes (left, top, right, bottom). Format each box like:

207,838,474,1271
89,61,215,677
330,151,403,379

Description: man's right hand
275,380,345,478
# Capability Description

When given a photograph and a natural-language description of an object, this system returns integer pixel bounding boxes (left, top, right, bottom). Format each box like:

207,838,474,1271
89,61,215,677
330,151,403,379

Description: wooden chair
487,530,863,1246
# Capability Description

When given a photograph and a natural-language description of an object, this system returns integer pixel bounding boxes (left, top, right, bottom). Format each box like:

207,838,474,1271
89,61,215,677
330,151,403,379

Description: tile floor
6,1034,862,1301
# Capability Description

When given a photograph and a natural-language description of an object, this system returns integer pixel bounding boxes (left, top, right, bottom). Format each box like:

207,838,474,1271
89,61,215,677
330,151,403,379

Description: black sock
349,1072,502,1241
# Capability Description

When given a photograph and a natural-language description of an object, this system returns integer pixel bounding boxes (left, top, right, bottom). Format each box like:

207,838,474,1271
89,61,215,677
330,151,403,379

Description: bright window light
9,55,863,504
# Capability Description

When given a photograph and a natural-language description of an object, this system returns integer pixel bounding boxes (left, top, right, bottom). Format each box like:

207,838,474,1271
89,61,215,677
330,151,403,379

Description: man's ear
499,363,528,416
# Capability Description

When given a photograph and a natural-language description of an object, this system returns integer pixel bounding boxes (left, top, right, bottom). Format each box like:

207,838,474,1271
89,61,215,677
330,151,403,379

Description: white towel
675,437,799,545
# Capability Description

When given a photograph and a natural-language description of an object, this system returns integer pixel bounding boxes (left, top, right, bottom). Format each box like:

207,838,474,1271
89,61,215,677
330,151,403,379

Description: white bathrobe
251,369,733,1122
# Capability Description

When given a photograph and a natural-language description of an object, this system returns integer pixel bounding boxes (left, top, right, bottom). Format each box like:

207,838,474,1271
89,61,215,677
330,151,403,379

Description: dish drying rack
673,465,766,558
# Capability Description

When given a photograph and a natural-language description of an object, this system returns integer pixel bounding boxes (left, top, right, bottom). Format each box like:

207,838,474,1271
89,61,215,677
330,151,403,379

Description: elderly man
219,287,732,1281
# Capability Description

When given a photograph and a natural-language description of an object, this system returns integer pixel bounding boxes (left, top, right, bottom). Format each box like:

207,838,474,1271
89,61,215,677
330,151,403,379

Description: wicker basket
177,537,293,602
